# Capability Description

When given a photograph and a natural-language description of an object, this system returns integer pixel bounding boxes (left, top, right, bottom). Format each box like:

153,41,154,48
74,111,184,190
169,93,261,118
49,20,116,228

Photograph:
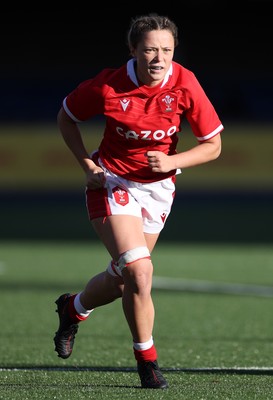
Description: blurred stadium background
1,1,272,242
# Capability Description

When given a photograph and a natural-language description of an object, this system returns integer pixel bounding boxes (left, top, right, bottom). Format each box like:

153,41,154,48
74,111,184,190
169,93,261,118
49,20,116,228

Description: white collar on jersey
127,58,173,88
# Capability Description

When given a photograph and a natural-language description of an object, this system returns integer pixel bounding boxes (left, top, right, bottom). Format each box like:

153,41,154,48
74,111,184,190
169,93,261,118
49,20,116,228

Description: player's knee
104,269,124,297
106,246,151,277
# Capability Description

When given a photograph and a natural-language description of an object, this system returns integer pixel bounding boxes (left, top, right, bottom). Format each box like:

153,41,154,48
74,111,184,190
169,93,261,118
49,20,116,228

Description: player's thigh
144,232,159,254
92,215,155,260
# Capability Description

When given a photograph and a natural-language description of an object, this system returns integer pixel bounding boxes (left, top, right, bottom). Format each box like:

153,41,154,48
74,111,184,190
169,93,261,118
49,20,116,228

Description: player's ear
130,47,136,57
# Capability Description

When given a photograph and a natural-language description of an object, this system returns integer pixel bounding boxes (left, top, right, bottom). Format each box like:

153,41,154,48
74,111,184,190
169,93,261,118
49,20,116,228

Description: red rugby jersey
63,59,224,182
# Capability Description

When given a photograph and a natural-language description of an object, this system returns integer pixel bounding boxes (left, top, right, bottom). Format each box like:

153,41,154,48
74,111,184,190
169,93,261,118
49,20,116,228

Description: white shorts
86,159,176,234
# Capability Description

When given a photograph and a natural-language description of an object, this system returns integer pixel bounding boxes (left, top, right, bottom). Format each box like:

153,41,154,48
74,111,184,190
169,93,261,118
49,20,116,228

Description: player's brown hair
127,13,179,53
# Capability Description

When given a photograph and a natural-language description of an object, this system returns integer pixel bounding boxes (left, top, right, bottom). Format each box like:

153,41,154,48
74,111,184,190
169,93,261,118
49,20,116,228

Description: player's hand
86,166,105,189
146,151,174,173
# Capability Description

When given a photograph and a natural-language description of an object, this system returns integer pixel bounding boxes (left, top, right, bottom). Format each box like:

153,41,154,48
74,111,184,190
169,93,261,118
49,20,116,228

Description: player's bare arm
57,107,105,189
147,134,221,173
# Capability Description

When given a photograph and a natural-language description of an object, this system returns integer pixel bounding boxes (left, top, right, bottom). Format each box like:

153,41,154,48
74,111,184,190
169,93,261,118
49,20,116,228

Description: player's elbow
213,142,221,160
210,134,222,160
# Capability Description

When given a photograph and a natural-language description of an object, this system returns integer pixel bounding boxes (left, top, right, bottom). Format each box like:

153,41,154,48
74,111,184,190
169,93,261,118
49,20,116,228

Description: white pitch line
152,276,273,298
1,366,273,374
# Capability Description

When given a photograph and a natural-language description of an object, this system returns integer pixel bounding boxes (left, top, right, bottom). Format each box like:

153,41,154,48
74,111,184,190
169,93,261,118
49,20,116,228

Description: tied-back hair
127,13,179,52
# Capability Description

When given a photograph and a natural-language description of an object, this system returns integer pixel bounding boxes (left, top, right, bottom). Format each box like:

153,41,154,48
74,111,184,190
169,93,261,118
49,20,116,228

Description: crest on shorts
113,186,129,206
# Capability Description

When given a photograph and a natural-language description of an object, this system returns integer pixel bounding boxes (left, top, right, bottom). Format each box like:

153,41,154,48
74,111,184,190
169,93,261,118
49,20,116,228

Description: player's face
132,30,175,87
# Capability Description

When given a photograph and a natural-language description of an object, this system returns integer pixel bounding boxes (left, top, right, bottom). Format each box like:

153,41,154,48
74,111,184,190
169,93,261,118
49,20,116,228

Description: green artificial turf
1,241,273,399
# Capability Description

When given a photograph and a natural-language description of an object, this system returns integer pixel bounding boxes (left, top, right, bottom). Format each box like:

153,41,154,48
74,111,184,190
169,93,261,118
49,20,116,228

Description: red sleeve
182,70,224,141
63,68,116,121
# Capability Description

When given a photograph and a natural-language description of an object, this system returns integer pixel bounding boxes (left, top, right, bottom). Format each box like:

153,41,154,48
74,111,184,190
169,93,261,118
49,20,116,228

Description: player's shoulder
76,65,126,93
172,61,197,82
92,65,127,84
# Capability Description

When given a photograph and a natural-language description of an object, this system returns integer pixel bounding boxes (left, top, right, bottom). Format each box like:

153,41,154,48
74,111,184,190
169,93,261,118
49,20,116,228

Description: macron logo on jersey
120,99,130,111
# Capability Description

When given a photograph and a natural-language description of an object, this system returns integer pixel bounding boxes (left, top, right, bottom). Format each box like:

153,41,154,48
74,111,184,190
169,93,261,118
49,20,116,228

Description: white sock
133,336,153,351
74,292,94,318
